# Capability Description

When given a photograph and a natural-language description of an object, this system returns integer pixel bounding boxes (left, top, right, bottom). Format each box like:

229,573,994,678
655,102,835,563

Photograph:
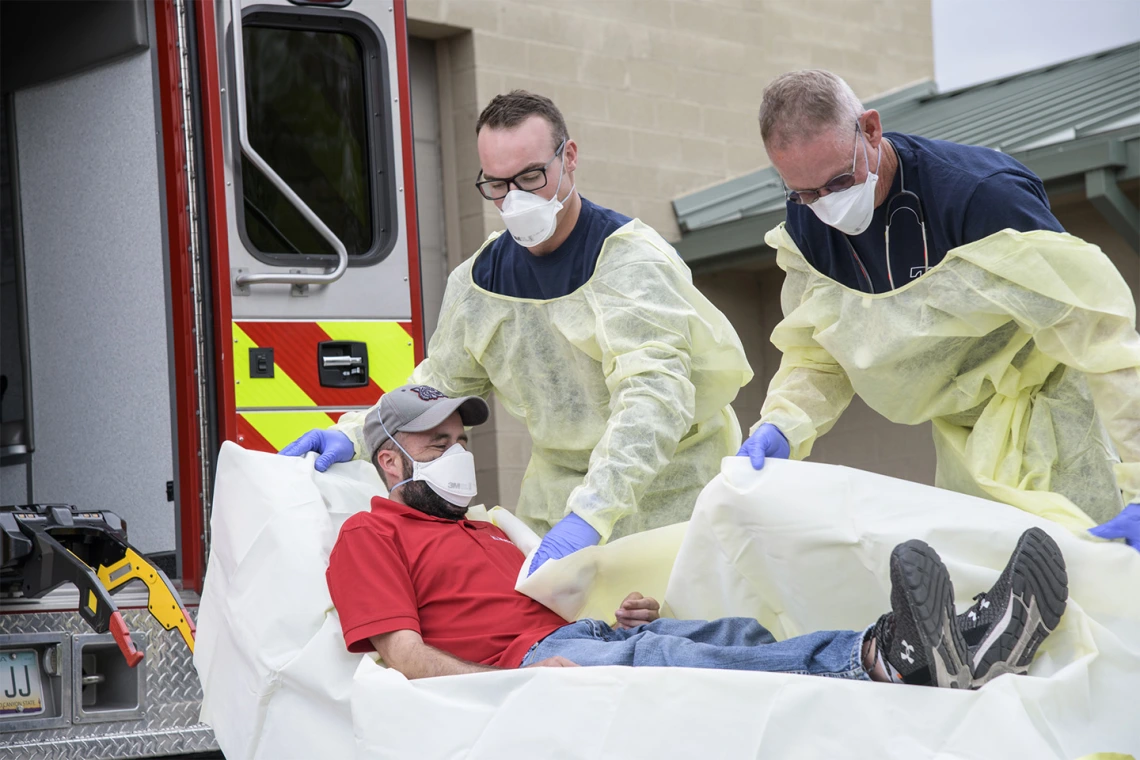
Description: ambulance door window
238,13,396,267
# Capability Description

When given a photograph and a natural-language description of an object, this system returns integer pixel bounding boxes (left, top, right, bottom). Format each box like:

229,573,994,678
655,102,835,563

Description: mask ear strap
377,401,414,493
389,475,413,494
552,141,568,199
860,129,880,177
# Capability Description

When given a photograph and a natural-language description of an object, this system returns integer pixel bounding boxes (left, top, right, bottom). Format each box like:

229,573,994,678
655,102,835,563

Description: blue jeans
520,618,869,680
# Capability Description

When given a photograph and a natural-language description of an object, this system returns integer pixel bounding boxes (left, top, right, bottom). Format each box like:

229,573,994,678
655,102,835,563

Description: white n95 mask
809,134,881,236
499,157,575,248
408,443,478,508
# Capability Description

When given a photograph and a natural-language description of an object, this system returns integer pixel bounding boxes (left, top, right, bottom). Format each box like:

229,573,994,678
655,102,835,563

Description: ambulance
0,0,422,756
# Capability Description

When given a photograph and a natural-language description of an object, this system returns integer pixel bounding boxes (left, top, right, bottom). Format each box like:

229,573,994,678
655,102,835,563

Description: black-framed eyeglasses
784,125,862,206
475,139,566,201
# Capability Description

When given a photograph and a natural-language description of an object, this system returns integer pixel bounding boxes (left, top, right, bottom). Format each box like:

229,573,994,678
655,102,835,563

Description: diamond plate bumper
1,590,217,760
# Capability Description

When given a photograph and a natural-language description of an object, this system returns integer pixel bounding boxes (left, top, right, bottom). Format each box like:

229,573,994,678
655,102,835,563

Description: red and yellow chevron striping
233,320,416,452
237,410,348,453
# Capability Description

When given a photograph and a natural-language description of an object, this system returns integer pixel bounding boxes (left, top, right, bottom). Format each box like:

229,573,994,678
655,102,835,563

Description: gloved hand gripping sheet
196,443,1140,759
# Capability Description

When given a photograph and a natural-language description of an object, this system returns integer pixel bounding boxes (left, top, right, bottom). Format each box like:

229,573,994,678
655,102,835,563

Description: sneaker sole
893,540,971,689
971,527,1068,686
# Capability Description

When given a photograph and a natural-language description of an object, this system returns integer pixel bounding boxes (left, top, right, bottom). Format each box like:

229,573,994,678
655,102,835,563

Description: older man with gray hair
737,69,1140,553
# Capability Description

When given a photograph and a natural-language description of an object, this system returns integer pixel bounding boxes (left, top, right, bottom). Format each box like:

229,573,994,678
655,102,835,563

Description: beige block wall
409,0,934,510
412,0,933,244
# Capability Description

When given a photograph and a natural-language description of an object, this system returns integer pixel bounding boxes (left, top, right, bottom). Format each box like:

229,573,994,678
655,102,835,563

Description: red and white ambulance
1,0,423,756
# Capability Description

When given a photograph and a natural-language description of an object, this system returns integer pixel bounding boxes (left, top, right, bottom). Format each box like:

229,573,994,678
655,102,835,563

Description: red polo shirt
326,496,568,668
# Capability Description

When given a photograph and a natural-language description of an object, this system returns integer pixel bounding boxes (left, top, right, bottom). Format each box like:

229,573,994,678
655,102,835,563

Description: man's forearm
402,647,499,679
371,633,499,679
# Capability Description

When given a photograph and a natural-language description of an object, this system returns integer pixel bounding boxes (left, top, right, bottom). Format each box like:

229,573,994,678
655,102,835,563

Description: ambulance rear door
214,0,423,456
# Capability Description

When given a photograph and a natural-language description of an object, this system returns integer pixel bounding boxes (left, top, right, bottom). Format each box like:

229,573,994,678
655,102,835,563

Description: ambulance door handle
229,0,347,293
321,356,363,368
318,341,369,388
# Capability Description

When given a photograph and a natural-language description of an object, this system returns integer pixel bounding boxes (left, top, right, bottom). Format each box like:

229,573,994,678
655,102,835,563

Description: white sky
932,0,1140,91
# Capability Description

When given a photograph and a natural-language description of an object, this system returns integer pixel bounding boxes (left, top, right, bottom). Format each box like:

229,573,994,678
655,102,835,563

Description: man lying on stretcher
326,384,1069,688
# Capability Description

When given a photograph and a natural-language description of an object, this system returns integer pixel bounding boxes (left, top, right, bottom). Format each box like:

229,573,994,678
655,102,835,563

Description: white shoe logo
900,640,915,664
967,597,990,623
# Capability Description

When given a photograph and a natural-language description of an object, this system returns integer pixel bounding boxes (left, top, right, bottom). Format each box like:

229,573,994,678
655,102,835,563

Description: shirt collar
370,495,477,526
521,196,593,268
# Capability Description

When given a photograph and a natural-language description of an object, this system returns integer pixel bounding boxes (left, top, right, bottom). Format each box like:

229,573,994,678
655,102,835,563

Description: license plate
0,649,44,716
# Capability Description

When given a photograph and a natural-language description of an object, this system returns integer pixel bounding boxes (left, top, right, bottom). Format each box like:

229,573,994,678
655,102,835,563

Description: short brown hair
759,70,863,147
476,90,569,151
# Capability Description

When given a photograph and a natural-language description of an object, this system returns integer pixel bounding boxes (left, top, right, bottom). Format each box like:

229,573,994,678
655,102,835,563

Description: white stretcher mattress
195,442,1140,759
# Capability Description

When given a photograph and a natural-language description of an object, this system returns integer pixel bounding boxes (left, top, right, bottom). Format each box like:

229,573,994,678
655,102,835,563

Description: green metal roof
673,42,1140,267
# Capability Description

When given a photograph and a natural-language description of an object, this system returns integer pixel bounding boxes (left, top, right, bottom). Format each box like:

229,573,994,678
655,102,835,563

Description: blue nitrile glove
1088,503,1140,552
737,423,790,470
279,429,355,473
528,512,601,576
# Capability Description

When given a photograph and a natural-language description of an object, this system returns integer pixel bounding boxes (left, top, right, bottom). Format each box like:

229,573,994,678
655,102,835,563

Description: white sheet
196,443,1140,759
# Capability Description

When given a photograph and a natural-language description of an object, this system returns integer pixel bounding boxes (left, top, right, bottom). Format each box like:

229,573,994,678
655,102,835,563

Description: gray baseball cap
364,384,489,454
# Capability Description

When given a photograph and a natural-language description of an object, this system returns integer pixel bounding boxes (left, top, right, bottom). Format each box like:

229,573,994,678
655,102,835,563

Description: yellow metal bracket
98,548,196,652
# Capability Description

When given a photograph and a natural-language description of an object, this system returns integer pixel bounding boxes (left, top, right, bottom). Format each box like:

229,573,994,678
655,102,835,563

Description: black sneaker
869,539,971,688
957,527,1068,687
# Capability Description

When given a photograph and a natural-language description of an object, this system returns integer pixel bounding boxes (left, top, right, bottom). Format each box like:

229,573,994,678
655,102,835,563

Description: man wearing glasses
737,69,1140,553
283,90,753,573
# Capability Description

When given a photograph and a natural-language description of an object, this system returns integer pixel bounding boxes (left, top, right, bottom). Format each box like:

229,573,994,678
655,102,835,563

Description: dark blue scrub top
472,196,632,300
785,132,1064,293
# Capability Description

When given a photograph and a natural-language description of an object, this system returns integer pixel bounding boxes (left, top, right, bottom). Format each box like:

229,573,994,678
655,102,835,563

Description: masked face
498,150,574,247
388,442,478,512
807,131,881,236
374,403,479,516
396,451,470,521
385,437,477,504
407,443,478,507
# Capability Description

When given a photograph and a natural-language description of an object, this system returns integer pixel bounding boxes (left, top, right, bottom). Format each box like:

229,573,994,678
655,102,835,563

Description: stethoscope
843,138,930,293
883,139,930,291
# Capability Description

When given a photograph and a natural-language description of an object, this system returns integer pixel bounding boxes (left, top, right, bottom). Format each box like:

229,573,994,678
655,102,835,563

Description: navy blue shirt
472,196,632,299
785,132,1064,293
